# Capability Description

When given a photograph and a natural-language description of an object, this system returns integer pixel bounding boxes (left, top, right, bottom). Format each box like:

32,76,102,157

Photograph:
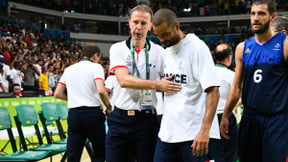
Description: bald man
214,43,238,162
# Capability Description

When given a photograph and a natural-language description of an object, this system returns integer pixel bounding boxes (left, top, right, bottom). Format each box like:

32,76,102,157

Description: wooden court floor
39,148,90,162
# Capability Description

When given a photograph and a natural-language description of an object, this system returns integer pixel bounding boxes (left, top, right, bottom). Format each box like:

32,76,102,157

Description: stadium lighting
183,8,191,12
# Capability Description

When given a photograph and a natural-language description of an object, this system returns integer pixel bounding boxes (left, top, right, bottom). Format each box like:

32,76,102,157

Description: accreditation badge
139,90,154,110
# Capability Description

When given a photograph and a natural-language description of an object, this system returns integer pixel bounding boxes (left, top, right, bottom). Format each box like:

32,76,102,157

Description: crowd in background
0,14,250,97
0,20,109,97
4,0,275,37
1,0,281,96
10,0,288,17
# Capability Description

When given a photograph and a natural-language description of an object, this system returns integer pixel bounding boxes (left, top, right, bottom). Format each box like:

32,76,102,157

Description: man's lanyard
130,41,150,80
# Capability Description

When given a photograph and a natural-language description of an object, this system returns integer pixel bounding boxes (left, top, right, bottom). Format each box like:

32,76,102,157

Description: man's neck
179,31,186,40
216,61,229,68
82,57,94,62
131,38,146,49
255,29,276,44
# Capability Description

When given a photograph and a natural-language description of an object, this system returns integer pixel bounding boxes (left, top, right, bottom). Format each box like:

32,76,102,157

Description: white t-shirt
0,74,3,84
215,65,234,114
0,63,11,92
159,34,221,143
58,59,105,108
109,39,165,111
10,68,23,86
33,64,41,79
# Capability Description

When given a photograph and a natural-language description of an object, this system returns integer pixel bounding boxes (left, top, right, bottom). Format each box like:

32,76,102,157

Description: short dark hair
13,61,21,69
153,8,178,28
82,44,101,58
252,0,276,14
47,63,54,69
13,83,21,89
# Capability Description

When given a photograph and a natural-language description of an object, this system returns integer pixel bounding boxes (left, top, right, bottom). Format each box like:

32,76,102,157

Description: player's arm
284,36,288,61
95,79,112,112
113,67,181,93
192,86,219,156
203,86,219,132
54,82,67,100
220,42,244,139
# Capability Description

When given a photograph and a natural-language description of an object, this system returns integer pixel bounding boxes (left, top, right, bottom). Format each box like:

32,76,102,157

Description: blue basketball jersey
242,33,288,115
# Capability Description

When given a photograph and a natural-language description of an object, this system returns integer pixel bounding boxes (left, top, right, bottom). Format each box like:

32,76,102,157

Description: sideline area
0,96,66,126
0,96,66,155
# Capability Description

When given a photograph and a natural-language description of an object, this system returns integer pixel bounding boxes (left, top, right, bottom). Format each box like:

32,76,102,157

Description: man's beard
162,34,181,48
251,20,270,34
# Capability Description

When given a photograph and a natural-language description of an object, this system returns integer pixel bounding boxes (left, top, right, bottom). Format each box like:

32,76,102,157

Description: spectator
0,55,11,92
33,59,42,90
10,61,24,91
12,83,23,97
38,66,49,96
22,60,37,91
47,63,56,96
0,63,6,92
2,45,12,65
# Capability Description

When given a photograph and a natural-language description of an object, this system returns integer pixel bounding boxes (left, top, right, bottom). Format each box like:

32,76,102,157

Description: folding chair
0,107,49,162
14,104,67,162
56,103,68,122
55,103,68,140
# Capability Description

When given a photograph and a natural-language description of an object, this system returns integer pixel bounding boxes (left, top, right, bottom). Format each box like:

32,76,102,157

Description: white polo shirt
215,65,234,114
58,59,105,108
159,34,221,143
10,68,23,85
109,39,165,111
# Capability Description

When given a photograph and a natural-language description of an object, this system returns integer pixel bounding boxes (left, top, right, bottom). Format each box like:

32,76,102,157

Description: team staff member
107,5,181,162
214,43,238,162
220,0,288,161
54,44,111,162
152,8,221,162
271,16,288,34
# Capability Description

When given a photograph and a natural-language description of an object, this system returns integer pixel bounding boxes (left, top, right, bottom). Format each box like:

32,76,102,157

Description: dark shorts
217,113,238,162
67,106,106,162
106,107,158,162
154,138,222,162
239,110,288,162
